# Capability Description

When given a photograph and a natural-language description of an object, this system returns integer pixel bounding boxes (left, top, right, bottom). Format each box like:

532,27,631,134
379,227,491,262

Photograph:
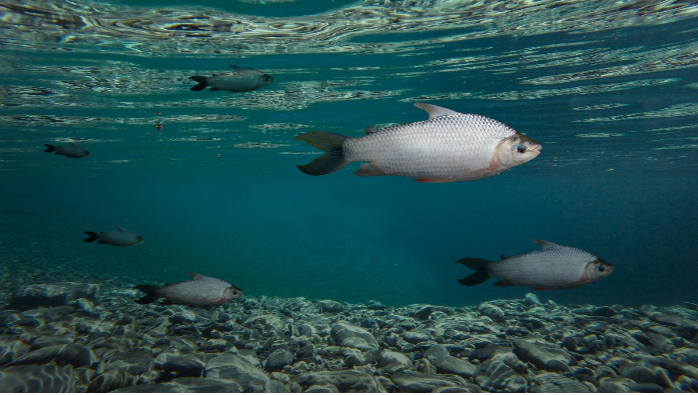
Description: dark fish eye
598,266,605,272
517,146,527,154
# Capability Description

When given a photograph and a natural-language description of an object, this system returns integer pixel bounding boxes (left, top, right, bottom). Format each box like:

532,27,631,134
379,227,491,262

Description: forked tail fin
83,231,98,243
44,144,56,153
189,76,208,91
134,285,160,304
294,132,350,176
455,257,490,286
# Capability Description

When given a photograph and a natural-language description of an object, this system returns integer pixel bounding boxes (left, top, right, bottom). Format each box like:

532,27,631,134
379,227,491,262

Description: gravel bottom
1,282,697,392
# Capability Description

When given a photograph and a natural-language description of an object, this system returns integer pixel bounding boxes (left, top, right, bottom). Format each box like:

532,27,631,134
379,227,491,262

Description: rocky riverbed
1,282,697,392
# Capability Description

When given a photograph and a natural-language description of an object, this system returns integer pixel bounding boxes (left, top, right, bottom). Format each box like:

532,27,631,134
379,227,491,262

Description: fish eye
517,146,527,154
598,266,605,272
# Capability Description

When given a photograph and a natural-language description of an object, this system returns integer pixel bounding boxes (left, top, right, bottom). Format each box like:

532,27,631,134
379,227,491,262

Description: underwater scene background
1,0,698,392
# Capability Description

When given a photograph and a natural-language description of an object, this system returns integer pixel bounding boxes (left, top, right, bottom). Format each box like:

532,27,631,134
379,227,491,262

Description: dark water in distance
1,0,697,308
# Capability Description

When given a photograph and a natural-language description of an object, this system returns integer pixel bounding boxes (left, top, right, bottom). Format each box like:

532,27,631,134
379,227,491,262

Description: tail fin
294,132,350,176
455,258,490,286
189,76,208,91
44,144,56,153
134,285,160,304
83,231,98,243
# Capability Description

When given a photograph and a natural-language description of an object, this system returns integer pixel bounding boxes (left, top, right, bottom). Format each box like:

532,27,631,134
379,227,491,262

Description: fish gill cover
0,0,698,392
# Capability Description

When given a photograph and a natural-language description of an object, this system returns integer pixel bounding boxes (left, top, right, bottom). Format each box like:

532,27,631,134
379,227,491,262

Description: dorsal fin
532,239,561,249
114,226,126,231
414,102,460,119
501,254,509,260
187,272,206,280
230,65,248,71
69,142,76,146
365,127,378,135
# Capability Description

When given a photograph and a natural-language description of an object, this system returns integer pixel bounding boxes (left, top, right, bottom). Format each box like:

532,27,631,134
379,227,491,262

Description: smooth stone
524,293,541,305
531,372,590,392
512,339,571,373
168,311,197,325
402,331,432,344
204,353,270,392
622,364,656,384
162,355,204,377
330,322,379,351
597,380,631,392
266,348,294,371
0,364,76,392
8,283,99,310
316,300,344,313
424,344,450,359
111,383,180,392
431,355,477,378
171,377,243,392
75,298,101,317
87,368,135,392
7,344,96,368
106,350,153,376
0,341,29,366
379,350,412,373
646,332,675,353
479,303,506,323
475,359,527,392
295,370,380,392
626,382,665,393
305,384,339,393
390,371,470,392
344,351,368,367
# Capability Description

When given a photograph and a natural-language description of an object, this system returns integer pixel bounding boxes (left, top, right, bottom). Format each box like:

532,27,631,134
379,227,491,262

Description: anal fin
354,163,388,177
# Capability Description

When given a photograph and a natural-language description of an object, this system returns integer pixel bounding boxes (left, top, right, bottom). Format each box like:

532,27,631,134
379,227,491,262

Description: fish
456,239,614,290
134,272,243,307
83,226,144,247
189,65,273,92
44,142,90,158
294,102,541,183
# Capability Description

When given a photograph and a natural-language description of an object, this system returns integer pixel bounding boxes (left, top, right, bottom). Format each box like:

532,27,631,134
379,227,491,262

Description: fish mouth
530,144,542,156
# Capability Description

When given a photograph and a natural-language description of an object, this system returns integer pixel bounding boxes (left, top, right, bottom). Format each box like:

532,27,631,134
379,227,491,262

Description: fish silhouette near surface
83,226,144,247
456,239,614,290
189,65,273,92
294,102,541,183
44,143,90,158
134,272,243,307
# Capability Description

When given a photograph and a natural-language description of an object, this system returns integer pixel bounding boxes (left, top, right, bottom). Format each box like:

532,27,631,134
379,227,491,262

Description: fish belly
344,117,510,181
489,252,587,289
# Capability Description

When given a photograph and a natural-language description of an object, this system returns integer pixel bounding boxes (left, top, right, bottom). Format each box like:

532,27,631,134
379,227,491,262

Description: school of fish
39,64,616,308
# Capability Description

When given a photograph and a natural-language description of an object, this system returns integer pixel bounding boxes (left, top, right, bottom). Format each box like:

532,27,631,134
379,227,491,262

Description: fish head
132,236,145,245
495,133,542,168
223,285,244,301
256,74,274,88
584,258,614,283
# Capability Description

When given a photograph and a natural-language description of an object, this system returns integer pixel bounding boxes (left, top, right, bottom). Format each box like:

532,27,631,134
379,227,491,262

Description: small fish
83,226,144,247
456,240,613,290
134,272,243,307
44,142,90,158
294,103,541,182
189,65,273,92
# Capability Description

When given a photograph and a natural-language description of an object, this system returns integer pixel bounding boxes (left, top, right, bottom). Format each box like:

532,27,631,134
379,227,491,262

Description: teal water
1,0,697,308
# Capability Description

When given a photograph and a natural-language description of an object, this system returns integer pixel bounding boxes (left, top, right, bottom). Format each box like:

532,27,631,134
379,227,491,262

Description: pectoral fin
414,178,452,183
354,163,388,177
494,278,516,287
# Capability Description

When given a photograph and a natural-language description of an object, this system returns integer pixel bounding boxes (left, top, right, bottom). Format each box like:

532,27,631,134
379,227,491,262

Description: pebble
1,283,696,393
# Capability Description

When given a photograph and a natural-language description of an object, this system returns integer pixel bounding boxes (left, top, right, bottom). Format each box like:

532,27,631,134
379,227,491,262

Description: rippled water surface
1,0,697,307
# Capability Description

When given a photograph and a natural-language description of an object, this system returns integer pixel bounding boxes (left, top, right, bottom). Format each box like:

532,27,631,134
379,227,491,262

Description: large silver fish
44,143,90,158
189,65,273,92
83,226,144,247
134,272,243,307
456,240,614,290
294,102,541,182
